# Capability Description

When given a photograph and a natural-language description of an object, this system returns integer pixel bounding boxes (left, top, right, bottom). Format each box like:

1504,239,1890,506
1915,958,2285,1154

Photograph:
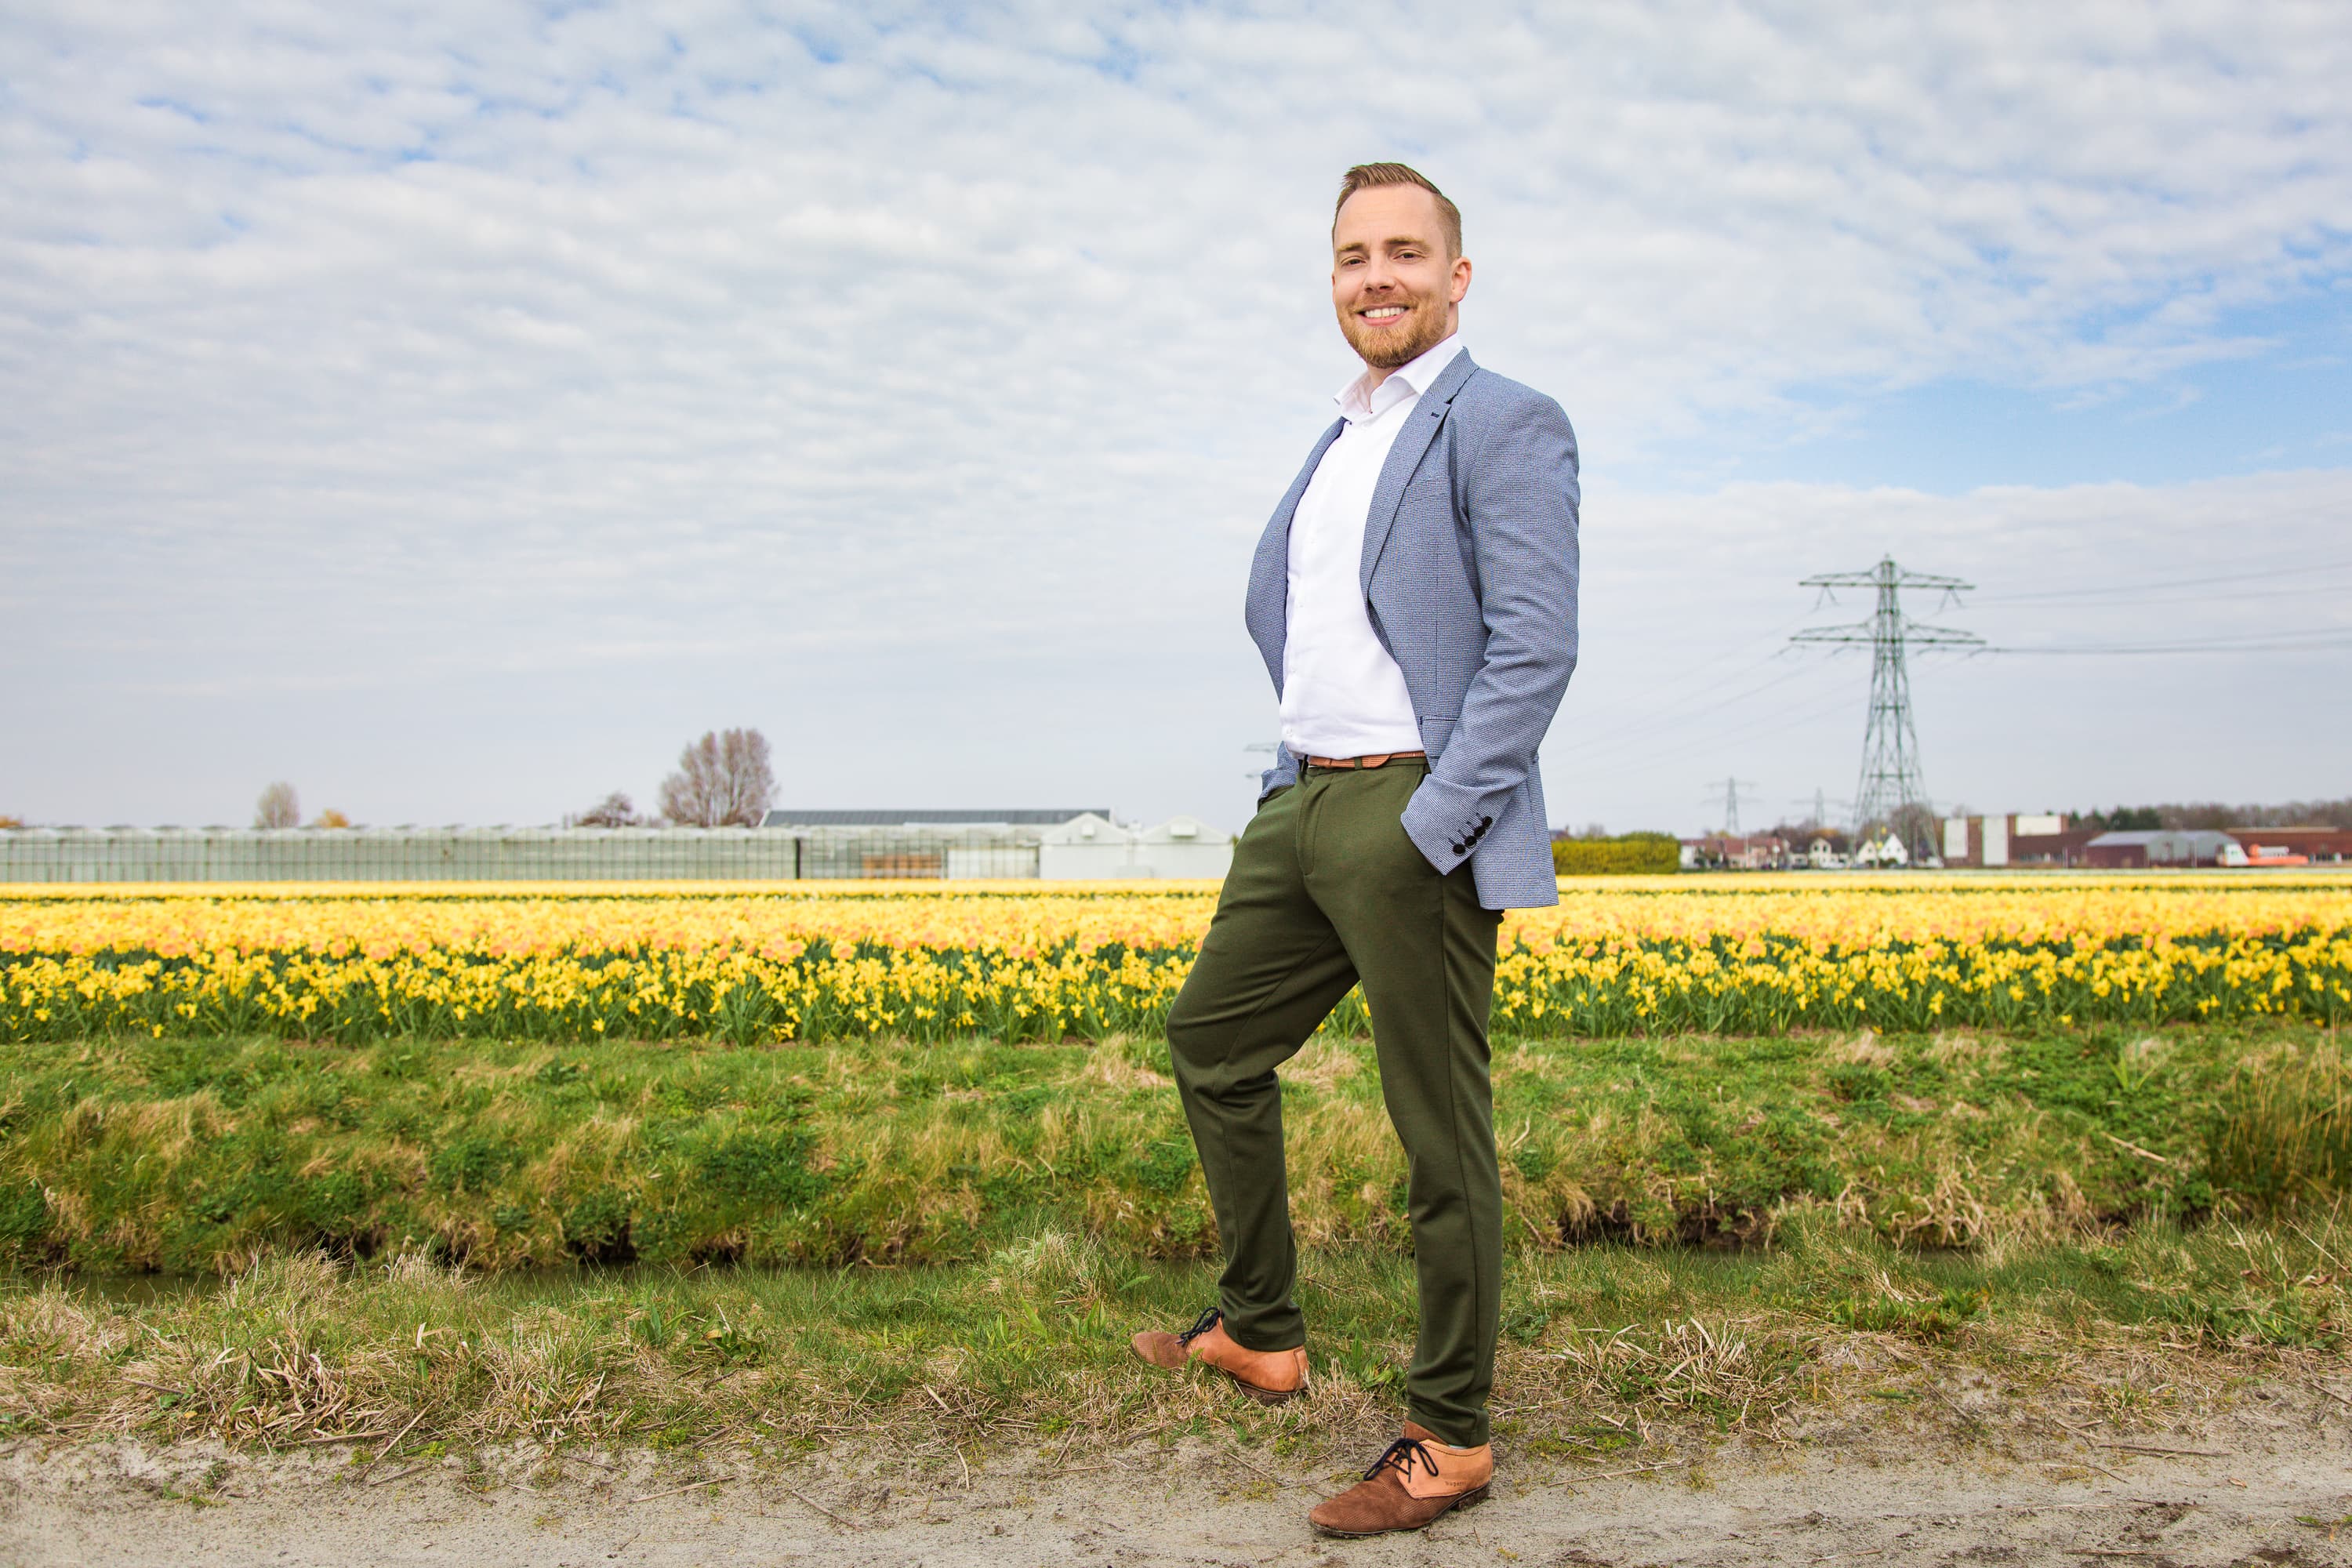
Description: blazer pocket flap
1417,716,1457,756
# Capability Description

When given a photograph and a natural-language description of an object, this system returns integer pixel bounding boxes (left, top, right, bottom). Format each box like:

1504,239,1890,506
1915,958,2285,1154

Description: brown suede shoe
1128,1307,1308,1405
1308,1421,1493,1537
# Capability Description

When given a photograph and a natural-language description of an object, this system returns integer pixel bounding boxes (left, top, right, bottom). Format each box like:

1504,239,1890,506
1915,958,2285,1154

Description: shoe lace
1175,1306,1222,1346
1365,1436,1439,1485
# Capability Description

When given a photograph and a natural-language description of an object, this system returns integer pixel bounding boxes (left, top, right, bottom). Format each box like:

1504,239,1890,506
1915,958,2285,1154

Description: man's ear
1450,256,1473,305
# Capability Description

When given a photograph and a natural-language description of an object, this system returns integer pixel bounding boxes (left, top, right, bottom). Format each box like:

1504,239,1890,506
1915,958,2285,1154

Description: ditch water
5,1258,878,1305
9,1270,220,1305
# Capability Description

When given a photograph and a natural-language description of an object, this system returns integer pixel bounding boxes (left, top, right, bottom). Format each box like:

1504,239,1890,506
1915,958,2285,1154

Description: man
1129,162,1580,1537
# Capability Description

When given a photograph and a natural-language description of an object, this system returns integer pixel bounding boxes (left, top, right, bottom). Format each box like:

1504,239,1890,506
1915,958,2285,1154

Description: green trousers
1165,760,1504,1446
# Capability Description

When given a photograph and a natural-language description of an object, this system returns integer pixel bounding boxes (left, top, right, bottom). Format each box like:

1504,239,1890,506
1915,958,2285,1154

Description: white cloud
0,1,2347,828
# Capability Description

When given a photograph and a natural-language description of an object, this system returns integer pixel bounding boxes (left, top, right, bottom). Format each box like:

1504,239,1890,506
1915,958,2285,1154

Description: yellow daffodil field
5,873,2348,1044
3,874,2349,1362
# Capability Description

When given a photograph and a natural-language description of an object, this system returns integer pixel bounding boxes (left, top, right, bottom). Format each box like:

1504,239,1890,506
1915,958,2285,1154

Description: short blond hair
1334,162,1462,258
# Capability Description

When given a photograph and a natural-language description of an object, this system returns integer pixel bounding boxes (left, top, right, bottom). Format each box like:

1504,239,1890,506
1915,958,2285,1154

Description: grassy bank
2,1214,2344,1455
1,1024,2346,1275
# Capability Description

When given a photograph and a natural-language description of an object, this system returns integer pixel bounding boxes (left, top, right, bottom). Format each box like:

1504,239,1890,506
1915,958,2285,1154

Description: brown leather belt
1304,750,1426,771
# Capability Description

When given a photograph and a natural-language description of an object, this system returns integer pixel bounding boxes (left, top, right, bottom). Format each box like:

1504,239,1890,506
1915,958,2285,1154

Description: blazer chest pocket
1417,716,1457,757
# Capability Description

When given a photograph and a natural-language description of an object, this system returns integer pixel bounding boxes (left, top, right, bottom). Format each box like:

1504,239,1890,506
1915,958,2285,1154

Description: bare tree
254,781,299,829
565,789,649,828
659,729,776,827
1886,800,1941,860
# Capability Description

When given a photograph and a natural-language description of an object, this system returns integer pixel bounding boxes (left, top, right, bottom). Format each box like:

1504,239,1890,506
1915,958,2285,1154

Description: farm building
1039,814,1137,879
761,808,1234,880
2227,827,2352,863
1940,813,2103,868
2081,829,2241,869
1134,815,1233,879
1039,813,1236,880
1678,833,1791,869
760,809,1112,880
0,825,805,883
1,808,1240,884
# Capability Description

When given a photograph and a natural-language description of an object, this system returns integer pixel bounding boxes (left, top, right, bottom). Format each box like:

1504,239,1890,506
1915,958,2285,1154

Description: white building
1039,814,1142,879
1038,814,1236,880
1852,831,1910,868
1940,812,2074,868
1133,815,1236,879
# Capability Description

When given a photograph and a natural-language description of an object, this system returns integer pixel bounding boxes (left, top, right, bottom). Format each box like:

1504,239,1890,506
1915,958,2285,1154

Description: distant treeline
2078,797,2352,833
1552,832,1682,876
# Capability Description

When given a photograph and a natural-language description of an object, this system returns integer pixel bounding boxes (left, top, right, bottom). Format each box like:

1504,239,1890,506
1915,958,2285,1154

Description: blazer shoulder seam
1468,376,1572,459
1459,368,1569,426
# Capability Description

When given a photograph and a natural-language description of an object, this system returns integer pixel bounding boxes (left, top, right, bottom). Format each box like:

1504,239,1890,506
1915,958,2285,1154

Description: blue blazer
1245,350,1580,910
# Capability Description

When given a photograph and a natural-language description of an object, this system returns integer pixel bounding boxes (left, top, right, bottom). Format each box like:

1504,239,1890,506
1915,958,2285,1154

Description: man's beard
1340,295,1450,369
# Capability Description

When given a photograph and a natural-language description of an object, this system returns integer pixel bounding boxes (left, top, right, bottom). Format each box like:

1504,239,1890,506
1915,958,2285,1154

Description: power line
1791,557,1983,856
1789,787,1849,829
1573,681,1854,778
1555,617,1820,750
1564,653,1818,765
1556,546,2336,836
1701,777,1760,835
1986,626,2352,655
1973,578,2352,611
1971,557,2352,606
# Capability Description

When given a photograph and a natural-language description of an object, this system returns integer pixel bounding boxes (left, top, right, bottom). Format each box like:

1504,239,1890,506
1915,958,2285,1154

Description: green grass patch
0,1025,2347,1275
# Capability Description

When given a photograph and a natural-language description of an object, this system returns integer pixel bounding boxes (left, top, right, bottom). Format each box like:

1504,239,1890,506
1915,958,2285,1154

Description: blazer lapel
1246,417,1345,691
1359,350,1479,594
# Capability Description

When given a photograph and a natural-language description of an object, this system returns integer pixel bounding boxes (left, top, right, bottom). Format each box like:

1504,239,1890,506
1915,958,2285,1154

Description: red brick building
2082,829,2242,868
1939,813,2103,867
2229,827,2352,863
1678,833,1791,869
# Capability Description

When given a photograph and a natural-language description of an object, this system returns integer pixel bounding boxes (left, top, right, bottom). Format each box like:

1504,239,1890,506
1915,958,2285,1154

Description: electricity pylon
1791,557,1983,860
1702,777,1759,836
1791,789,1850,832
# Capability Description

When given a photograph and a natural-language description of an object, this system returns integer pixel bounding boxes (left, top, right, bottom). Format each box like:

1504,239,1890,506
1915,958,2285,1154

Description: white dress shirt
1279,334,1465,760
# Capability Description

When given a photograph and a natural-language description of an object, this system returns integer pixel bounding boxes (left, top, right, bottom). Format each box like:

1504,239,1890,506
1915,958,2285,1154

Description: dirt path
4,1403,2348,1567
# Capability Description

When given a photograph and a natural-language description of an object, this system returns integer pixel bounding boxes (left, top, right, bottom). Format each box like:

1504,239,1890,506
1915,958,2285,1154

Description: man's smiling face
1331,184,1472,373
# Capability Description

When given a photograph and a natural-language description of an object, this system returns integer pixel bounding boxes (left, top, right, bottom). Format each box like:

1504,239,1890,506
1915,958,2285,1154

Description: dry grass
1076,1052,1171,1093
1546,1316,1808,1428
1281,1036,1367,1094
1925,1030,2003,1069
1829,1029,1896,1068
2209,1036,2351,1204
1,1209,2343,1465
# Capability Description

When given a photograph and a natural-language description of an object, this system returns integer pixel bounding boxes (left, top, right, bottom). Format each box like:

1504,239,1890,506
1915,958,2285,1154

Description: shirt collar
1335,334,1465,423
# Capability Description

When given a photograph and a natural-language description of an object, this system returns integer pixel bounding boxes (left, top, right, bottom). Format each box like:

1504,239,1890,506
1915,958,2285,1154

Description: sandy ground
3,1396,2349,1568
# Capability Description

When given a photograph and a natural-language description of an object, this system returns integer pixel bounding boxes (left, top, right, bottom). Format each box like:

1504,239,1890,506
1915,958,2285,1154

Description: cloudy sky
4,1,2347,836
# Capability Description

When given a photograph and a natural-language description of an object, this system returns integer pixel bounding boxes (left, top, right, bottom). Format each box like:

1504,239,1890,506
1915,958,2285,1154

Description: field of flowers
5,873,2350,1043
